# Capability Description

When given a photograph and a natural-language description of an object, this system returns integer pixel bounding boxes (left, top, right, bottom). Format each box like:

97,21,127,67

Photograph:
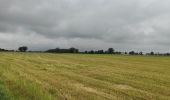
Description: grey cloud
0,0,170,52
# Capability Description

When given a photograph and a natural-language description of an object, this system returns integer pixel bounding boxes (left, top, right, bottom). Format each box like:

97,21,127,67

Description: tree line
46,48,79,53
0,46,28,52
1,46,170,56
84,48,121,54
0,48,14,52
45,47,170,56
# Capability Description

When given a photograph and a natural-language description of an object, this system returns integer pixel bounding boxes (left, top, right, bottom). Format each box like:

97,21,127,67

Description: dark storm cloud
0,0,170,52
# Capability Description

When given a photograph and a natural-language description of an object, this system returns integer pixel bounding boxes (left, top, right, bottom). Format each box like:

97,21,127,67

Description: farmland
0,52,170,100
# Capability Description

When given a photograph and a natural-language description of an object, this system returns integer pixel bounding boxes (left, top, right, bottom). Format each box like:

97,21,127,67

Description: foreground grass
0,52,170,100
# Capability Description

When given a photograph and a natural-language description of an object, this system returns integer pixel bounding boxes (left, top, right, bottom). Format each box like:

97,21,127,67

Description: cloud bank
0,0,170,52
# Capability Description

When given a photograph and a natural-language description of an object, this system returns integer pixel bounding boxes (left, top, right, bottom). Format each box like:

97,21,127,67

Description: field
0,52,170,100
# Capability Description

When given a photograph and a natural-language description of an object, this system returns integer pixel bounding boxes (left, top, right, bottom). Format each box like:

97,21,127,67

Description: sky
0,0,170,52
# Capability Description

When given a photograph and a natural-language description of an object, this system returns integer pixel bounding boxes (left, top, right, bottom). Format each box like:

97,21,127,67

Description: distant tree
0,48,15,52
18,46,28,52
0,48,8,52
129,51,135,55
84,51,88,54
94,50,104,54
89,50,94,54
139,52,143,55
165,53,170,56
55,48,60,53
46,47,79,53
114,51,122,55
104,51,108,54
69,47,79,53
98,50,104,54
95,51,98,54
108,48,114,54
150,51,154,55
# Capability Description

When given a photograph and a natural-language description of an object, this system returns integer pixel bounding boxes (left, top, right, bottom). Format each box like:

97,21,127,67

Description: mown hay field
0,52,170,100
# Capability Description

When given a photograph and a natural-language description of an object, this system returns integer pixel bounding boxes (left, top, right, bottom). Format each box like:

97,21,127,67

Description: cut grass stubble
0,53,170,100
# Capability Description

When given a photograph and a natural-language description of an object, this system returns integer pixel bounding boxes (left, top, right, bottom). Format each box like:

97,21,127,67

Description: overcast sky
0,0,170,52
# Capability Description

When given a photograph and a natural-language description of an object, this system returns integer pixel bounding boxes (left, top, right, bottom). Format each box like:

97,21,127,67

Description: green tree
18,46,28,52
108,48,114,54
